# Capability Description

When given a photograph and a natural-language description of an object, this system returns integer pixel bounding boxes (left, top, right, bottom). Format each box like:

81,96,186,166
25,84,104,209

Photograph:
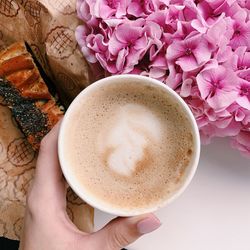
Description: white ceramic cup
58,75,200,216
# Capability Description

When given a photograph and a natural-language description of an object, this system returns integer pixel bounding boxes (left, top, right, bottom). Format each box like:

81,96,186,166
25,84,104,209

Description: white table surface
94,138,250,250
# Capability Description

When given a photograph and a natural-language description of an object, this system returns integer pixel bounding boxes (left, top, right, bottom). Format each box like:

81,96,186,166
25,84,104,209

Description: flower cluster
76,0,250,157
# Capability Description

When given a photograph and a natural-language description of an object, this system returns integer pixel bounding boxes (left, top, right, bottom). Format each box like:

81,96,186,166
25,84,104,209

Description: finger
91,214,161,250
34,119,63,189
27,119,68,215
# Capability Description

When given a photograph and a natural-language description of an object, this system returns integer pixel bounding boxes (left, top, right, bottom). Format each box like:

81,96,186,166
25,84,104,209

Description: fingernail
137,216,161,234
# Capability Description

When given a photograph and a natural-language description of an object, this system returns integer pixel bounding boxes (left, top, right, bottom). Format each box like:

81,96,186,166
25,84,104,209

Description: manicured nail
137,216,161,234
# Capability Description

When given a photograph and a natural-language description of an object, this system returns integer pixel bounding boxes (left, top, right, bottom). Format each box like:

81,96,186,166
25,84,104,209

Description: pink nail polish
137,217,161,234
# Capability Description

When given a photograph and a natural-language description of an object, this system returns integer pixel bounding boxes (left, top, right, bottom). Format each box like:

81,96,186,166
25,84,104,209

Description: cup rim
58,74,200,216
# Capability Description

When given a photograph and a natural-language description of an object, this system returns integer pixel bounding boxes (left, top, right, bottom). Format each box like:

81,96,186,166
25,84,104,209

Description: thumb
92,214,161,250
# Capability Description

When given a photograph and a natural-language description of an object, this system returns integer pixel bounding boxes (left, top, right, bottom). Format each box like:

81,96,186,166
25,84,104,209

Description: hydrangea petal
176,55,198,72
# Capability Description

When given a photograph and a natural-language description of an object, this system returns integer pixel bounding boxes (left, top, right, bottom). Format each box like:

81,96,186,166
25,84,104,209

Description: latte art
99,104,162,176
62,79,195,212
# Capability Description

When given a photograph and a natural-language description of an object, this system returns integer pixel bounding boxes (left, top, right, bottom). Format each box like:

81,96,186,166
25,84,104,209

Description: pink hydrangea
197,65,238,110
76,0,250,158
167,32,212,72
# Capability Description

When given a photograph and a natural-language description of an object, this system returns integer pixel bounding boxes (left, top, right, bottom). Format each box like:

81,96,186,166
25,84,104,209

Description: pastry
0,42,64,151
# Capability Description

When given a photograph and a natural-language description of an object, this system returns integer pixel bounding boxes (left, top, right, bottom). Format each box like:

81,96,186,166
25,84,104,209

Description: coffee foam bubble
98,104,162,176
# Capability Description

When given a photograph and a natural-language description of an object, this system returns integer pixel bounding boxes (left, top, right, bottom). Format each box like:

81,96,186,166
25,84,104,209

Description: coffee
62,79,194,212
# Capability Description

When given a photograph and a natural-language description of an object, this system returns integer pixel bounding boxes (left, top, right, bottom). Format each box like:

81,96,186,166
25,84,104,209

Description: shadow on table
201,138,250,179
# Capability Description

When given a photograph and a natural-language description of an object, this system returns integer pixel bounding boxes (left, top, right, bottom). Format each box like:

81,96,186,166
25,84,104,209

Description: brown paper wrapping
0,0,99,240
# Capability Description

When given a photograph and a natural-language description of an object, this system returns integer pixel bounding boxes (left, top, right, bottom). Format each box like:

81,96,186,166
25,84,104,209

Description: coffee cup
58,75,200,216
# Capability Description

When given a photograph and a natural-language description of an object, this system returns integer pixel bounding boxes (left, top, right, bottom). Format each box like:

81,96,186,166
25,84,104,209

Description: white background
95,138,250,250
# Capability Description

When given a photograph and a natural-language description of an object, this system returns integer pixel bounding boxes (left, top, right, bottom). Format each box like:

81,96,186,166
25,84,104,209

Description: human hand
20,121,161,250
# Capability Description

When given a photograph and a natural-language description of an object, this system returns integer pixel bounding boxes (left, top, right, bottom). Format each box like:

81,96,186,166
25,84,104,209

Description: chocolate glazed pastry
0,42,64,151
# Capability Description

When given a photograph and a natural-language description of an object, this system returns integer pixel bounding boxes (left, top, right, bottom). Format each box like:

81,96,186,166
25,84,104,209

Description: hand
20,121,161,250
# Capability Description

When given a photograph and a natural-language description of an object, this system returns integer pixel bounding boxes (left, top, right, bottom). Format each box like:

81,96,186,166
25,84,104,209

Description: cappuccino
61,78,195,213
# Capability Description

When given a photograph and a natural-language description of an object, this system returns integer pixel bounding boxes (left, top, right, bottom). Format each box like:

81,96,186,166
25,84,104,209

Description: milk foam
99,104,162,176
63,80,194,211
